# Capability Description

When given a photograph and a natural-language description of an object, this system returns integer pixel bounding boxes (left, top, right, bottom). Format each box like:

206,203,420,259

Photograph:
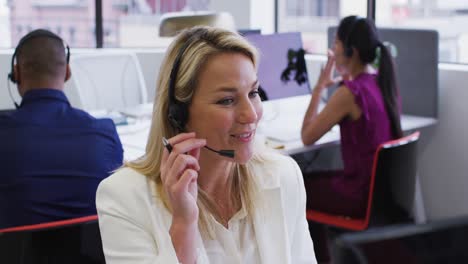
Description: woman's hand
315,49,342,91
161,132,206,264
160,132,206,226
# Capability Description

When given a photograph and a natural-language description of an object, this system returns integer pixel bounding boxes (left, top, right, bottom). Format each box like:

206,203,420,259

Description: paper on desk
258,110,303,142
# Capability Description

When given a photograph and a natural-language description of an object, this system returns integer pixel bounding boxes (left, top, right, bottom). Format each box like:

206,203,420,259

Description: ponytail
377,42,403,138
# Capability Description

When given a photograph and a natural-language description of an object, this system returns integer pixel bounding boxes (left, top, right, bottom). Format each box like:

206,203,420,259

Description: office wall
418,64,468,220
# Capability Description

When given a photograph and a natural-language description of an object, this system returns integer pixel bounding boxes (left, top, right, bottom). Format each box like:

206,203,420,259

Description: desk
259,95,437,156
271,114,437,156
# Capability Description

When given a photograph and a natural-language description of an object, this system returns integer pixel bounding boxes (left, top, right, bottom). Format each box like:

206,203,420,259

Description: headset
7,29,70,107
167,29,234,158
344,17,366,57
167,34,196,132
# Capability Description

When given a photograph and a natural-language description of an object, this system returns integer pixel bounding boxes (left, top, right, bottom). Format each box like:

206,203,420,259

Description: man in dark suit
0,29,123,228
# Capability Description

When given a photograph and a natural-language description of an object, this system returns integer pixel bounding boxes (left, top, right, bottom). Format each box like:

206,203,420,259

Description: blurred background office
1,0,468,62
1,0,468,230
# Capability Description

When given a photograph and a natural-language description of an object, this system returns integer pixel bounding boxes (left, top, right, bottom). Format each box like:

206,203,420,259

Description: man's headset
7,29,70,108
167,29,235,158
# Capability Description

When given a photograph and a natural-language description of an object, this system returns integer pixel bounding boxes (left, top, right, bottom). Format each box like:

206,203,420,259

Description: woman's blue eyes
216,89,259,105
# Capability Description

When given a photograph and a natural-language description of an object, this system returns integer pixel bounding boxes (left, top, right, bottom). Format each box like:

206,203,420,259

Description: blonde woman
96,26,316,264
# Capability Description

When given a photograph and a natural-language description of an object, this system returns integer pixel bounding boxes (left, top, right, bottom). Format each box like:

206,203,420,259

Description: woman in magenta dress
301,16,403,262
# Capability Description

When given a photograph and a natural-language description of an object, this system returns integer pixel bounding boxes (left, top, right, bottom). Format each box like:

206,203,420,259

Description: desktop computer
245,32,313,142
245,32,312,100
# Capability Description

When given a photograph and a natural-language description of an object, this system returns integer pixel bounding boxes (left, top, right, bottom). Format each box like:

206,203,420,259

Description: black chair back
0,216,105,264
334,215,468,264
372,132,420,224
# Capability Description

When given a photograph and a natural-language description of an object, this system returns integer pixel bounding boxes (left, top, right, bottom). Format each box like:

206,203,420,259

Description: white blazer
96,151,317,264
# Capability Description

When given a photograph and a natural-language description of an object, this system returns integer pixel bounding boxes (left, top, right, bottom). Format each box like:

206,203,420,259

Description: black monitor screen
245,32,311,100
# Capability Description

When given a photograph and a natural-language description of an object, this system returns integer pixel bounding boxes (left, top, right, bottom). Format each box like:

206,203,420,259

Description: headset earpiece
8,72,16,84
8,48,19,84
168,101,188,132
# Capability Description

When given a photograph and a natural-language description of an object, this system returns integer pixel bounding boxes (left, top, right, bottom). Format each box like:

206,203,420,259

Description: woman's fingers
161,133,206,182
161,133,195,181
163,138,205,174
165,154,200,187
170,137,206,157
173,169,198,194
325,56,335,74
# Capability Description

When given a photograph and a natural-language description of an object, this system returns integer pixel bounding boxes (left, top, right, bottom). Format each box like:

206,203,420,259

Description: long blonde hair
126,26,261,237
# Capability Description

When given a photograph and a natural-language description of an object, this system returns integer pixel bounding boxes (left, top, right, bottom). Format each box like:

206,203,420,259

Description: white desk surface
271,114,437,156
116,95,437,160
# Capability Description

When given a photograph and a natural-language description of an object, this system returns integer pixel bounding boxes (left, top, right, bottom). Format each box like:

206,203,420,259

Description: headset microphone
204,145,235,158
6,77,19,109
163,137,235,158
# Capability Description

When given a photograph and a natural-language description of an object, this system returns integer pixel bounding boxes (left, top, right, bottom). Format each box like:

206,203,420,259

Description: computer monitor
327,27,439,118
245,32,312,100
334,215,468,264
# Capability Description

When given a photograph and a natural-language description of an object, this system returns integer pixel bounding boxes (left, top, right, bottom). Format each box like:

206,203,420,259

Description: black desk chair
0,215,105,264
334,215,468,264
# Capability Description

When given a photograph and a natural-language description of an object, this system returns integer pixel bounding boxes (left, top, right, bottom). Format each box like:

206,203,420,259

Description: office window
104,0,210,48
1,0,209,48
2,0,93,48
376,0,468,63
277,0,367,54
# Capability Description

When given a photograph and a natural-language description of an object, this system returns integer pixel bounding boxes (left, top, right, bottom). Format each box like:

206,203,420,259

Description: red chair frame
0,215,98,233
0,215,104,264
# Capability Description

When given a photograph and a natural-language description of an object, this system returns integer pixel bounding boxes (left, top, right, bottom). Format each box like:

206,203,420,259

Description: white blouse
97,152,317,264
204,206,261,264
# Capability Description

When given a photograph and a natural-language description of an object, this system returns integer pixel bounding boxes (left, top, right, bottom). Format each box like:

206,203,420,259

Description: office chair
306,131,421,231
70,51,148,111
0,215,105,264
334,215,468,264
159,11,236,37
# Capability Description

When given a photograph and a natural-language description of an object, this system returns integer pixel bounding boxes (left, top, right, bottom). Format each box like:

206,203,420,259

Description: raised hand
315,49,342,91
160,132,206,226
